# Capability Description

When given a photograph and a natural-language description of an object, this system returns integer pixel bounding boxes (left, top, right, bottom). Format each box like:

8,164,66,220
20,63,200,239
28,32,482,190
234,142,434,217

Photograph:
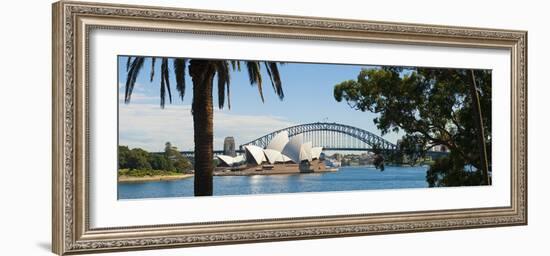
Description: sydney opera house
216,131,330,174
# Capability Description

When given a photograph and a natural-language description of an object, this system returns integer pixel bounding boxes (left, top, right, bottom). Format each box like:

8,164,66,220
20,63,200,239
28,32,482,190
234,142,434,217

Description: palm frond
160,71,166,107
215,61,231,109
246,61,264,102
226,75,231,109
124,57,145,103
125,57,284,110
230,60,241,71
126,57,132,71
174,58,187,100
149,58,156,82
160,57,172,108
264,62,284,100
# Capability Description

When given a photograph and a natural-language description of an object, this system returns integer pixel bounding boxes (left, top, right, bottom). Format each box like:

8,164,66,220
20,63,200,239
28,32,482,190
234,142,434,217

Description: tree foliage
369,143,386,171
148,154,172,172
118,143,192,174
126,148,153,171
124,57,285,109
426,154,483,187
334,67,491,186
397,134,428,166
163,142,192,172
118,145,130,169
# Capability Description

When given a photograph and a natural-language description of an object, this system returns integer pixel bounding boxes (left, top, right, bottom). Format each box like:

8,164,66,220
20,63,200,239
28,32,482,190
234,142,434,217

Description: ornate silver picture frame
52,1,527,255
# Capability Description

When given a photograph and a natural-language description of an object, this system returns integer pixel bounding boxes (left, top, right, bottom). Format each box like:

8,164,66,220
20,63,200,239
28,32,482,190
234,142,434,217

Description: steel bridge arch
240,122,396,151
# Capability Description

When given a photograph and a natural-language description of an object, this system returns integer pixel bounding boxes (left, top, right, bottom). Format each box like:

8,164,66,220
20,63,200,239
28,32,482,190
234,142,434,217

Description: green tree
397,134,428,166
372,154,385,171
118,145,130,169
164,141,192,173
164,142,175,159
124,58,284,195
148,154,174,172
334,67,491,186
173,158,192,173
369,143,385,171
126,148,152,170
426,154,483,187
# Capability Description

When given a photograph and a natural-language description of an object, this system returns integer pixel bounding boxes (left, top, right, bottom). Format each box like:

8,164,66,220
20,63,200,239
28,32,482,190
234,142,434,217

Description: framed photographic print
52,1,527,255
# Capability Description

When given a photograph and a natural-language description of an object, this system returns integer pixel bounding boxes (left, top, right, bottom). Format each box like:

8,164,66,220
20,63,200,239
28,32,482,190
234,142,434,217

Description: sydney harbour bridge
179,122,447,158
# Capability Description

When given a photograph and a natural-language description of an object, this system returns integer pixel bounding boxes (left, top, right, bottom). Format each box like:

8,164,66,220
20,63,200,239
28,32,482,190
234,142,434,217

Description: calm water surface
118,166,429,199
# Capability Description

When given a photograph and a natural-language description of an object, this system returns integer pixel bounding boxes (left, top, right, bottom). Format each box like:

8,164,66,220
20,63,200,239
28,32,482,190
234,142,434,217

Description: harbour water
118,165,429,199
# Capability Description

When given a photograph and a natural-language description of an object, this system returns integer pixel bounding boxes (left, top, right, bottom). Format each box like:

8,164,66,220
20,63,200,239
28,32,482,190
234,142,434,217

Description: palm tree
124,57,284,196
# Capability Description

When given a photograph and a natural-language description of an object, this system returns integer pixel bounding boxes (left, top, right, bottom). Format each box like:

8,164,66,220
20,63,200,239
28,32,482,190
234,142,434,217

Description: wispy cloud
118,82,163,104
119,103,295,152
118,92,160,103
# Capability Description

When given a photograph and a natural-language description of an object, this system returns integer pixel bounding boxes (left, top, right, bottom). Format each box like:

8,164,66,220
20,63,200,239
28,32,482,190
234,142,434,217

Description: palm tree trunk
189,60,215,196
469,70,490,185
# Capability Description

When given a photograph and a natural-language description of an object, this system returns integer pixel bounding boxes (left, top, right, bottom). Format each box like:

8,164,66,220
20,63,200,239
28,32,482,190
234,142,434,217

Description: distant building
223,137,236,157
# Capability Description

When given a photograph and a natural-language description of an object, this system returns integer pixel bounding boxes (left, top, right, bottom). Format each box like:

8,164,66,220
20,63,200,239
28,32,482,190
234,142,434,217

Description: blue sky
118,56,404,151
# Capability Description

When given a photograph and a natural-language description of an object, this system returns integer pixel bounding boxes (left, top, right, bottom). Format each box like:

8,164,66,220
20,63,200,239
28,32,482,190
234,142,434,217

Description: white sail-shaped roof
244,145,266,165
217,154,245,166
217,155,235,166
299,141,313,162
281,154,292,162
234,154,245,163
263,149,284,164
266,131,290,152
282,134,303,163
311,147,323,160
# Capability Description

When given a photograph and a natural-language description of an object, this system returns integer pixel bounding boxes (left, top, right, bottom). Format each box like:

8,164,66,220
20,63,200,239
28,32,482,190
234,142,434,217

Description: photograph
117,56,492,199
47,1,530,254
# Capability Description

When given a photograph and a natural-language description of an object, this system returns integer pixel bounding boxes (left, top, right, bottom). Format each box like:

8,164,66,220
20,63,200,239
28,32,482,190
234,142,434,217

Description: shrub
426,155,483,187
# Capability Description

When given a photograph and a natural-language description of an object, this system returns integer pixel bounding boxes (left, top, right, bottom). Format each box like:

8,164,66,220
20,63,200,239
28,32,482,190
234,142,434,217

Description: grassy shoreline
118,173,193,183
118,168,194,183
